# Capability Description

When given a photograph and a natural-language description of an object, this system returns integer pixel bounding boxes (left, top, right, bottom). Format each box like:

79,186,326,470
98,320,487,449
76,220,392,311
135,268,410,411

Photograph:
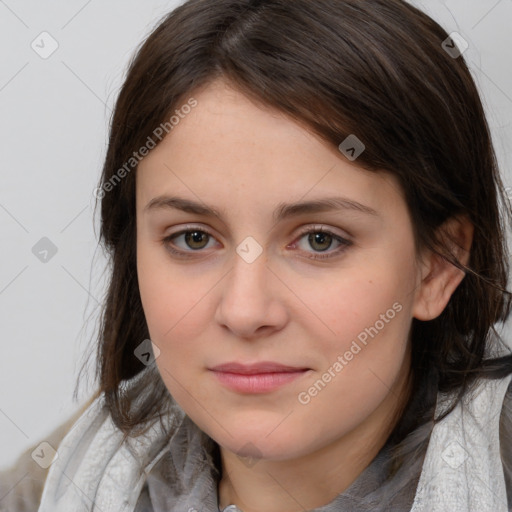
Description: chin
209,423,308,462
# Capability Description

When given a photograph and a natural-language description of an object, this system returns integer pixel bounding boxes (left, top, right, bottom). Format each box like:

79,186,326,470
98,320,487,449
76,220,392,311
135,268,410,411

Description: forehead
136,79,406,223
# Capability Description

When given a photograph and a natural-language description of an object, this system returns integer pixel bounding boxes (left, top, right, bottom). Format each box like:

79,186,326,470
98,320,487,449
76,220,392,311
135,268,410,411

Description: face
136,78,425,462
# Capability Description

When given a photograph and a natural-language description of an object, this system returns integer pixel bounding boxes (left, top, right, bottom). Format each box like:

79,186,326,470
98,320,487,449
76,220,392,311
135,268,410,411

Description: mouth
209,361,311,393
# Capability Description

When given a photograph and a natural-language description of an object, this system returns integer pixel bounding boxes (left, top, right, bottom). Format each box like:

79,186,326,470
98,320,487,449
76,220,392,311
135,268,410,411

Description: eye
161,226,219,257
161,224,352,261
289,226,352,260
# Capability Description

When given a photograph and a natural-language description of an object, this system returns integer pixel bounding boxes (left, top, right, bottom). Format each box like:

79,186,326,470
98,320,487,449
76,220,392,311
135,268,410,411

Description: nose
214,250,289,339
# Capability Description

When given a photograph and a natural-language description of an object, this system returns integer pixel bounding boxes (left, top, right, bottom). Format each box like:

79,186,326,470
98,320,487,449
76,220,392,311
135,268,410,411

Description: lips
209,361,310,393
210,361,309,374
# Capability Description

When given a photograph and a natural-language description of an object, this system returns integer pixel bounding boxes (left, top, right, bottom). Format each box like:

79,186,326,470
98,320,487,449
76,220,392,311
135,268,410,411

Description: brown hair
80,0,512,505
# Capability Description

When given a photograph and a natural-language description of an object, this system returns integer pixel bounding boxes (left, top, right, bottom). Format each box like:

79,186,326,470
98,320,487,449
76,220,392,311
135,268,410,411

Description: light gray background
1,0,511,470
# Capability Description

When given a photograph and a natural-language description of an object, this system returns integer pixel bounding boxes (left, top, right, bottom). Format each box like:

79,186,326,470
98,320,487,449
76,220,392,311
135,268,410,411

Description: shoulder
0,396,96,512
499,375,512,511
411,372,512,512
37,384,185,512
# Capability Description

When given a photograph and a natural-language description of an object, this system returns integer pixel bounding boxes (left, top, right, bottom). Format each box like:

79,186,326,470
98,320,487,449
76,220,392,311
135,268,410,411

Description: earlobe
412,214,474,321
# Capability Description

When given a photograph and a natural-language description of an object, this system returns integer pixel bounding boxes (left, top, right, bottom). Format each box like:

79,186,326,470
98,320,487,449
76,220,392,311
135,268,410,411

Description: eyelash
161,225,352,261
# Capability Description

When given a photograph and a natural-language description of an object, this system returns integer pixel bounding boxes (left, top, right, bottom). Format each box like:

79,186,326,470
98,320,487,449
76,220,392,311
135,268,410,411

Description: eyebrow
144,195,379,222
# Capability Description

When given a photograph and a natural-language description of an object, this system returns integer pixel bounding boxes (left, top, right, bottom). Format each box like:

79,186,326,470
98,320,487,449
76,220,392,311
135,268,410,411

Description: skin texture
136,78,473,512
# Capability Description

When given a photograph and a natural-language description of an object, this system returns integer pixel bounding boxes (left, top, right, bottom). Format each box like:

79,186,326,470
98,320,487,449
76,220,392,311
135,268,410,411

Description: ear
412,214,474,321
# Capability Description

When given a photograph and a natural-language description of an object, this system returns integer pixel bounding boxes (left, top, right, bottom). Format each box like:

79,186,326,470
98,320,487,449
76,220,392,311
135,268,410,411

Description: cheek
137,247,213,407
295,265,412,408
304,266,410,352
295,282,410,442
137,243,203,351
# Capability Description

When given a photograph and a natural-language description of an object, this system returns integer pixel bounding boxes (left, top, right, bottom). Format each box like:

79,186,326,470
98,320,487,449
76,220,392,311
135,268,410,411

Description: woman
4,0,512,510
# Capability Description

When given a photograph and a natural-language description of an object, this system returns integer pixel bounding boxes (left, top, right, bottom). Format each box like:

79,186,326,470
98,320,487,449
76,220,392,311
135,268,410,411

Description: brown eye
291,226,352,261
162,228,218,257
308,232,333,252
184,230,210,250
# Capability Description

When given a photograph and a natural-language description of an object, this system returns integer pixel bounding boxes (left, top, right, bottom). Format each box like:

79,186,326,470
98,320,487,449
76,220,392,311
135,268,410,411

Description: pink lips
209,362,310,393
